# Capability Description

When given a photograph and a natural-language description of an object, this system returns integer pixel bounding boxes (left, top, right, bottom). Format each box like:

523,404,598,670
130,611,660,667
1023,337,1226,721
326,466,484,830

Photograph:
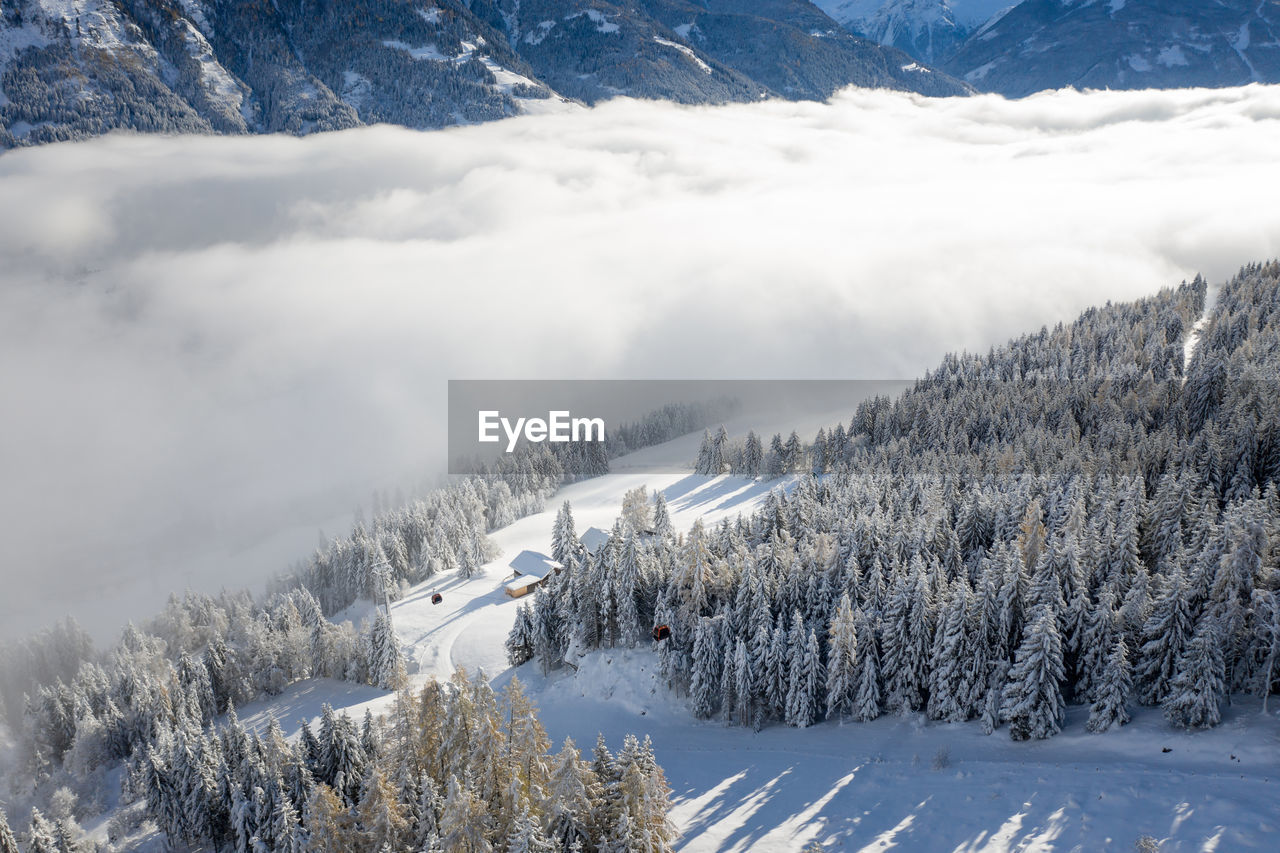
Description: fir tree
506,604,536,668
1086,638,1133,733
1076,587,1122,703
547,738,596,851
764,619,790,720
270,790,306,853
694,430,717,476
322,708,366,805
852,608,882,723
719,643,739,725
825,594,859,721
439,775,491,853
531,584,564,675
928,582,973,723
1001,608,1066,740
502,802,554,853
1251,588,1280,712
652,492,674,541
784,431,803,473
368,612,408,691
615,529,645,648
413,774,444,850
26,811,57,853
1163,616,1226,729
732,638,752,728
1135,567,1194,705
0,809,19,853
882,559,933,714
551,501,578,567
743,431,764,479
786,614,823,728
689,618,721,720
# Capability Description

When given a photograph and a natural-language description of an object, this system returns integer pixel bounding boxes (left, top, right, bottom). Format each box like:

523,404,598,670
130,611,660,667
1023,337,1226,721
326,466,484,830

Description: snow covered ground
512,652,1279,852
227,424,1280,852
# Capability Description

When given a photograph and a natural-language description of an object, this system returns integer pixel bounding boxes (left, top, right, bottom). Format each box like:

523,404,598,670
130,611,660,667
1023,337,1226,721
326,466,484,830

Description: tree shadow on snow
234,679,391,739
662,475,792,518
670,751,1105,851
660,475,714,504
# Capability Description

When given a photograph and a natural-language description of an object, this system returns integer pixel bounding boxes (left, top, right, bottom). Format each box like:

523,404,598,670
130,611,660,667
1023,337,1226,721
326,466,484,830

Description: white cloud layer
3,84,1280,639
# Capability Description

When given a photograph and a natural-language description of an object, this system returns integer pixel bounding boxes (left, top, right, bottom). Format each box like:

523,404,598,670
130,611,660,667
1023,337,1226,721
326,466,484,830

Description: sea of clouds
3,84,1280,639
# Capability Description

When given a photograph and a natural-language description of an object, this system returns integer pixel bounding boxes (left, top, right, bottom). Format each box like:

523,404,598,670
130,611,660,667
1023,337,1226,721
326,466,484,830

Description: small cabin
505,574,546,598
579,526,610,554
503,549,562,598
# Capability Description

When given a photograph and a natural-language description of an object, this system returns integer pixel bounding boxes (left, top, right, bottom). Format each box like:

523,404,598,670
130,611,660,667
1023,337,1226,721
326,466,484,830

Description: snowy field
226,432,1280,852
522,656,1279,852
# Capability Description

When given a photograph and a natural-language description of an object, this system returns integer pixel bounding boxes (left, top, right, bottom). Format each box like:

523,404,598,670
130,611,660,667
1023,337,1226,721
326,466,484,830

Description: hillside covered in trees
4,262,1279,850
0,400,724,852
0,477,680,853
512,262,1280,739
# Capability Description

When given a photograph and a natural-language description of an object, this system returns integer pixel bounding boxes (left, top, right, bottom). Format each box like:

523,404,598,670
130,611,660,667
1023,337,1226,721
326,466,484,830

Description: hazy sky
3,84,1280,640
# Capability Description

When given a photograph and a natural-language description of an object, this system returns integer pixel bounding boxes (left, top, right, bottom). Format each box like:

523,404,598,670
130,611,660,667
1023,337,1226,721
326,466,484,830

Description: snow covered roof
505,574,545,592
508,549,561,579
579,526,610,553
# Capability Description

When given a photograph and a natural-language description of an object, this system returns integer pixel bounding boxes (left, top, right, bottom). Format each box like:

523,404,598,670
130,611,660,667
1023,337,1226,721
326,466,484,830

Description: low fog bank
3,84,1280,640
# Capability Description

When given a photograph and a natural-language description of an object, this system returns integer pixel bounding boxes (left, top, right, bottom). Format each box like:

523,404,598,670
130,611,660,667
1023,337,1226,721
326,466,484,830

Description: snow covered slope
225,422,1280,852
945,0,1280,96
519,654,1280,852
229,420,823,729
814,0,1017,63
818,0,1280,93
397,468,790,684
237,642,1280,851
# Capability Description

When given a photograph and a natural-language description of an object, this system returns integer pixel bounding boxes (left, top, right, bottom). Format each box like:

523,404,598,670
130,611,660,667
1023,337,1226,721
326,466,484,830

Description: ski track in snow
231,420,1280,852
1182,283,1219,379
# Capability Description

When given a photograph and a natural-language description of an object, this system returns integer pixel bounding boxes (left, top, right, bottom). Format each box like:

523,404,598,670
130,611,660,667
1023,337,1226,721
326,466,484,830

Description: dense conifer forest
511,263,1280,740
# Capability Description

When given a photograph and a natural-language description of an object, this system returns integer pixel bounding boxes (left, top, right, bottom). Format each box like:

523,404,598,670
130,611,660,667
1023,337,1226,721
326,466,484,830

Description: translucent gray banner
446,379,910,474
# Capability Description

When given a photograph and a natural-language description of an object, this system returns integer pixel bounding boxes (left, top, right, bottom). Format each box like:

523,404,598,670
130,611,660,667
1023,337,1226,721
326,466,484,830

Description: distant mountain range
4,1,1279,148
0,0,965,148
817,0,1280,96
813,0,1012,64
944,0,1280,97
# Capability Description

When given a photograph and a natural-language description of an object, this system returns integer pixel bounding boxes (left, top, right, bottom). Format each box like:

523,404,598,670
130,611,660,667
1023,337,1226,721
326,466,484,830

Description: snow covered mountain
944,0,1280,96
521,0,970,104
0,0,967,148
813,0,1014,63
819,0,1280,95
